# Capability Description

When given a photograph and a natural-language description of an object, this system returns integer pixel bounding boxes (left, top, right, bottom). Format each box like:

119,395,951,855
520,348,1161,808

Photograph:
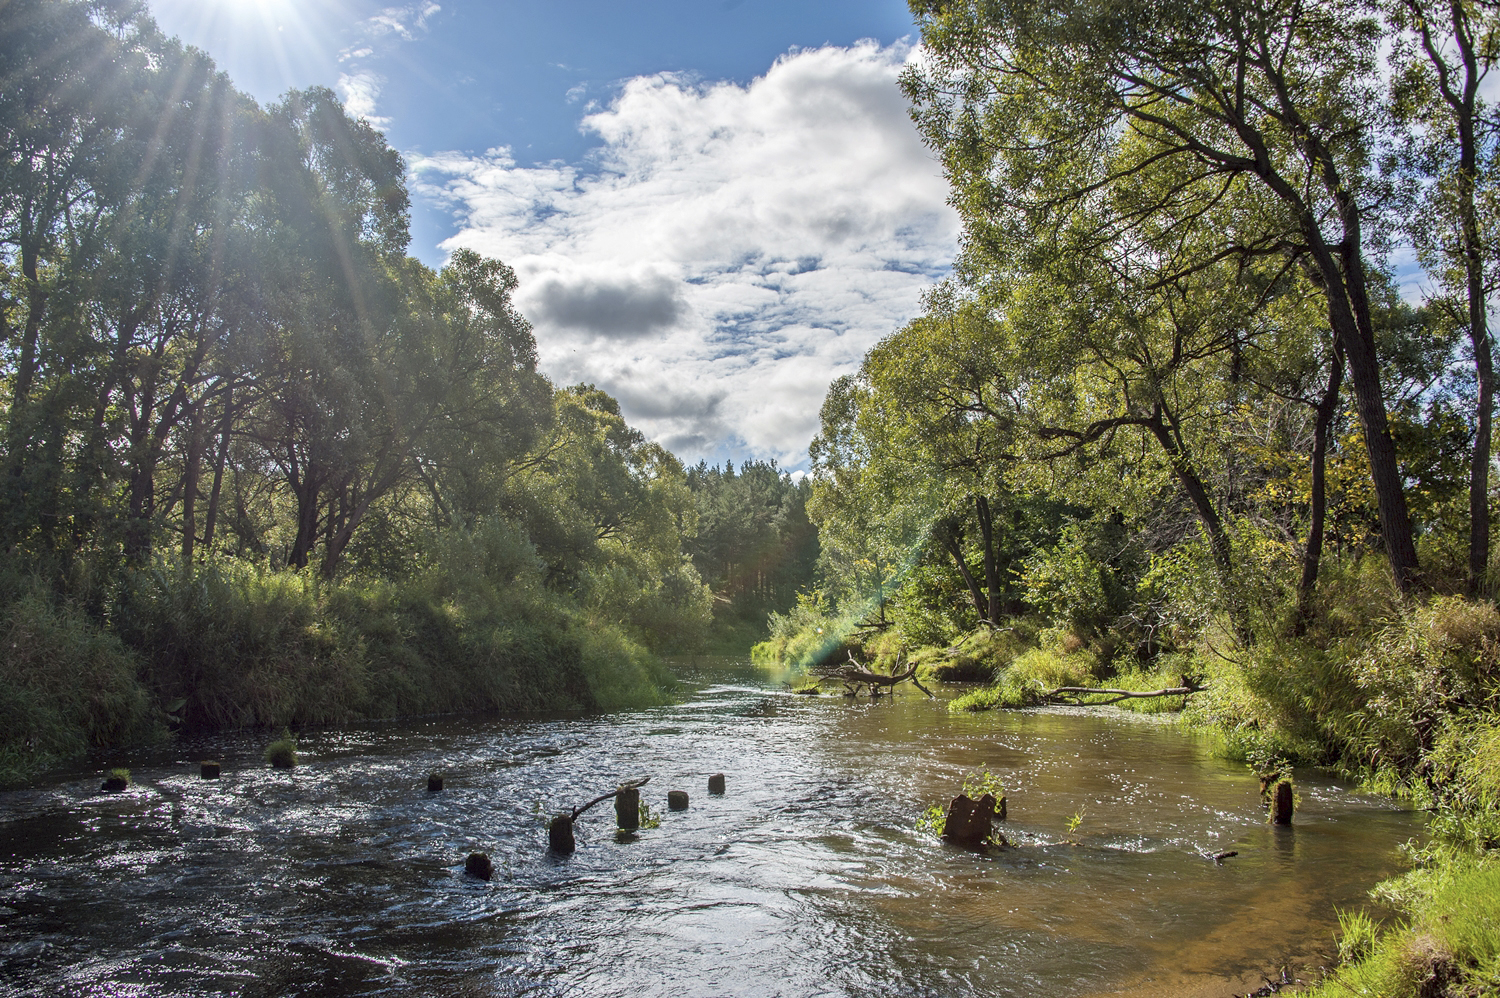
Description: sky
145,0,958,471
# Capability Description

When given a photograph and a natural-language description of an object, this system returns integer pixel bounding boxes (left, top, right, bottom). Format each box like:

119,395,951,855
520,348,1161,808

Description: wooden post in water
616,787,640,829
667,790,689,811
427,773,443,792
465,852,493,880
1271,781,1294,825
708,773,726,795
549,815,576,852
200,761,220,780
550,777,651,853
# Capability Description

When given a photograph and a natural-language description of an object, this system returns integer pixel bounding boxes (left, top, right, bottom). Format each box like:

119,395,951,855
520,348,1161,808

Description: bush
265,732,297,768
0,585,157,785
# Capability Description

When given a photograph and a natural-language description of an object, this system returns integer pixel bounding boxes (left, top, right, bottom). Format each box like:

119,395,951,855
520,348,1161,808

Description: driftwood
1042,684,1201,705
810,652,934,698
569,776,650,822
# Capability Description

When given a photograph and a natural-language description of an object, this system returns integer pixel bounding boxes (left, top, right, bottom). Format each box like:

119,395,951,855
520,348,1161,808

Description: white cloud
336,3,440,124
337,69,388,127
411,41,958,469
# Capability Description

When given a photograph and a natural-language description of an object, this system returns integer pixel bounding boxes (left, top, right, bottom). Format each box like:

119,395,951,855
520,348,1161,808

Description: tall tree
1388,0,1500,593
905,0,1424,591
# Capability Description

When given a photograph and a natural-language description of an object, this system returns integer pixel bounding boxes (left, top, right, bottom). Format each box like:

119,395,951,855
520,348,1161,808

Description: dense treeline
757,0,1500,989
683,460,818,647
0,0,720,780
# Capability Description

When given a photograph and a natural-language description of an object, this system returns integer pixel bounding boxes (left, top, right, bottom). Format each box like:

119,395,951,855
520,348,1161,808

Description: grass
264,731,297,769
1301,852,1500,998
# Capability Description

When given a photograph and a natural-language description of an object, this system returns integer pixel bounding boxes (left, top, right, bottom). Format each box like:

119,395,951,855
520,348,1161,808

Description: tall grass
0,582,158,784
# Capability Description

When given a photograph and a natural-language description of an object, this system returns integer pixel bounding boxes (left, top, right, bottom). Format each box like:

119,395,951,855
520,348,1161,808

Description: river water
0,661,1422,997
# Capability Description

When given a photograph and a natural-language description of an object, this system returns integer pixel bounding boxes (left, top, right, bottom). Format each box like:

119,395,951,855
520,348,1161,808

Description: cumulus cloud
337,68,387,126
411,41,958,469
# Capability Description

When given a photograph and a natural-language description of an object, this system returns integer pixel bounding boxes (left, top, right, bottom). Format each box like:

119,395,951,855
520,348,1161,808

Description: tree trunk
202,405,234,553
1296,341,1344,630
182,414,204,563
975,494,1002,625
1145,409,1232,576
939,525,988,623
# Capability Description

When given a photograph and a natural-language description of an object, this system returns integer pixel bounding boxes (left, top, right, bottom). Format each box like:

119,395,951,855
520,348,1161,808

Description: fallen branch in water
810,652,934,698
1043,685,1201,705
570,776,650,821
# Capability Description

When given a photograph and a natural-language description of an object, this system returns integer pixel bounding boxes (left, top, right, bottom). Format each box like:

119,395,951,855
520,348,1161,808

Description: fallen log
1042,684,1201,706
810,652,934,698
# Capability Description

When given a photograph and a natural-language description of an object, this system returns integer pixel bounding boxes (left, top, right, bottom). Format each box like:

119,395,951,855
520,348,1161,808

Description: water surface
0,661,1422,996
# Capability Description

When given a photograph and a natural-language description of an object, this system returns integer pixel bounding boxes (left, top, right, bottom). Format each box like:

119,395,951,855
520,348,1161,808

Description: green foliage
264,731,297,768
914,804,947,837
106,767,131,784
684,460,819,639
637,802,662,829
1302,853,1500,998
1334,907,1382,967
0,580,157,785
962,767,1006,802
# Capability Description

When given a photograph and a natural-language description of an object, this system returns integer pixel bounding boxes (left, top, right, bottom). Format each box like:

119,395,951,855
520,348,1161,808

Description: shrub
0,585,157,786
265,731,297,768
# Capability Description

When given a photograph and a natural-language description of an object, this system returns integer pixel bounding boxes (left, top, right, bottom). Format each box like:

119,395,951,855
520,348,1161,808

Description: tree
905,0,1424,591
1388,0,1500,593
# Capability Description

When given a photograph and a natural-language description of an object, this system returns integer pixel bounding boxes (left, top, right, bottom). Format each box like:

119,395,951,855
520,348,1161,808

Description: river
0,660,1422,997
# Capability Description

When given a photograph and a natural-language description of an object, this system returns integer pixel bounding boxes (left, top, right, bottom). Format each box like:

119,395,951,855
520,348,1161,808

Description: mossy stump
200,761,220,780
1271,781,1294,825
101,769,130,793
427,773,443,792
464,852,492,880
615,787,640,830
265,737,297,770
549,815,576,853
708,773,725,795
667,790,689,811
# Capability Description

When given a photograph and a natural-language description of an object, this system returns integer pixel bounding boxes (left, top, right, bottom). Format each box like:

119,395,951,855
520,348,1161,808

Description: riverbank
754,586,1500,997
0,557,675,787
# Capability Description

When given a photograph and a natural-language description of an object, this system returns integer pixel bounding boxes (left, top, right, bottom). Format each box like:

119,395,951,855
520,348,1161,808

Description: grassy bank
0,541,674,786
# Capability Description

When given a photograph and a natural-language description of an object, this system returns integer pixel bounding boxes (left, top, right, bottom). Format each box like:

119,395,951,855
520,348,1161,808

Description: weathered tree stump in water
615,787,640,829
1271,781,1294,824
943,793,1003,847
101,776,128,793
200,761,220,780
549,814,576,852
667,790,689,810
464,852,493,880
708,773,725,795
428,773,443,792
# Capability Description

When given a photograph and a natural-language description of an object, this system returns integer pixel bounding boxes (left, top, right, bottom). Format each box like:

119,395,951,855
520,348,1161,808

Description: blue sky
147,0,956,469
